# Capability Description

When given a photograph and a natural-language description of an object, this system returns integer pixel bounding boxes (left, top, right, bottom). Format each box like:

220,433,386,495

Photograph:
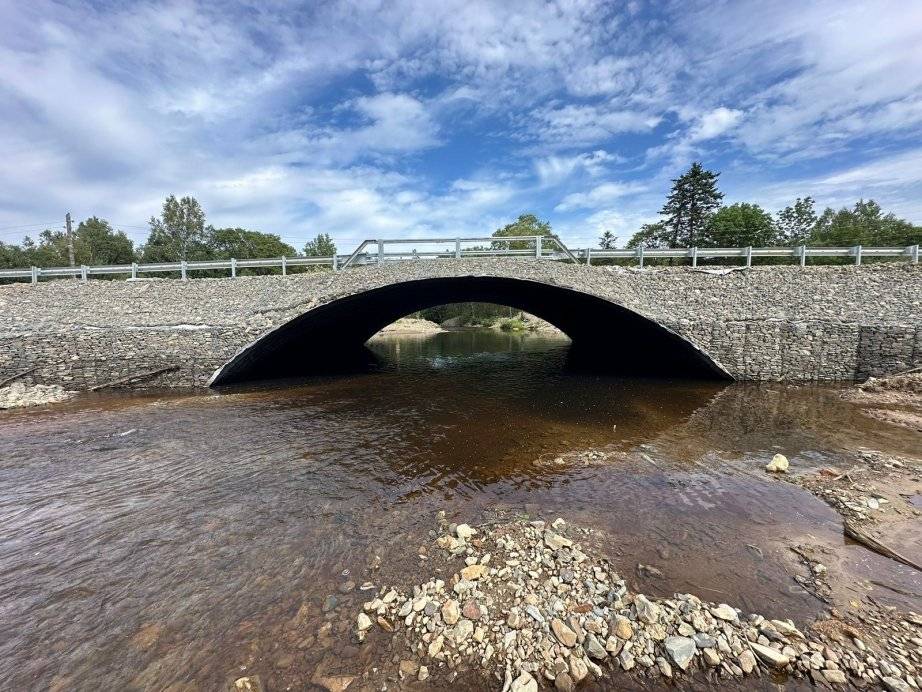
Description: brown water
0,330,919,691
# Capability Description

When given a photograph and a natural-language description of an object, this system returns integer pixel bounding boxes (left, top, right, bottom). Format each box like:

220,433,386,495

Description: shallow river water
0,330,919,690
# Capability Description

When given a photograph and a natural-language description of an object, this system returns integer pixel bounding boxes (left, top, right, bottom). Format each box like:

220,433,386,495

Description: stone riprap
0,260,919,389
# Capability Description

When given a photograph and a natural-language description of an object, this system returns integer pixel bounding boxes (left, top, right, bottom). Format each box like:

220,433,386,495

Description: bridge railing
0,238,917,284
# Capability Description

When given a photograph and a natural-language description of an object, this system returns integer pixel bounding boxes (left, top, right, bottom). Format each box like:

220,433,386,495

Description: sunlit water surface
0,329,918,690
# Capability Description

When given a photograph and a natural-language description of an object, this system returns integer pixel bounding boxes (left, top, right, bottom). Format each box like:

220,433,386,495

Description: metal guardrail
0,237,917,283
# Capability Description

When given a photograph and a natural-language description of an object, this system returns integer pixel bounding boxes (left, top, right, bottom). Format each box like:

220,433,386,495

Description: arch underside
210,276,731,386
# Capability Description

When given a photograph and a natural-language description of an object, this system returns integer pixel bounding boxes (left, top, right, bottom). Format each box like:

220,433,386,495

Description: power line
0,221,61,232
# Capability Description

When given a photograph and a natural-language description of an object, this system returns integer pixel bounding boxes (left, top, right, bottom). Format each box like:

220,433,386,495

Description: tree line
614,162,920,251
0,195,336,271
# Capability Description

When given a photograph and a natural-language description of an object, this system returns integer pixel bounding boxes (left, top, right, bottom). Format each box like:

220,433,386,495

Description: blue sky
1,0,921,251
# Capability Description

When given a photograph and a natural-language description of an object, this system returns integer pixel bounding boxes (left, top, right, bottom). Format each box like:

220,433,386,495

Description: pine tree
660,162,723,247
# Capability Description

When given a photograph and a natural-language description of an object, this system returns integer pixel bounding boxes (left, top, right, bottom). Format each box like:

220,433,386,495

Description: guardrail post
80,265,88,282
231,258,237,278
854,245,862,266
455,238,461,259
131,262,138,279
799,245,806,267
377,239,384,264
281,255,287,276
911,244,919,264
181,260,187,281
636,246,644,268
691,246,698,267
745,246,752,267
535,236,542,258
586,248,591,266
332,254,338,272
31,266,38,284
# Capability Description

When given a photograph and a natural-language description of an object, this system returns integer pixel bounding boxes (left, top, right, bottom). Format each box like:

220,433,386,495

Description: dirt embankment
370,318,446,337
843,371,922,432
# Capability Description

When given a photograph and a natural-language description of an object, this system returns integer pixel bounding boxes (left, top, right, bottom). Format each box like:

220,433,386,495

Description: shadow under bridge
209,276,731,386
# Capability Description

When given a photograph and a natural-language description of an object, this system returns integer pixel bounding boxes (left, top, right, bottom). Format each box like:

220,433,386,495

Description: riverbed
0,330,918,690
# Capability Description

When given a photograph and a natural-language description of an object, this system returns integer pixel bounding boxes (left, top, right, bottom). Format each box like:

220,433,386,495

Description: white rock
544,530,573,551
569,657,588,683
442,599,460,625
882,677,912,692
665,636,696,670
456,524,476,540
356,613,372,631
750,642,790,668
711,603,739,623
634,594,661,624
510,671,538,692
765,453,789,473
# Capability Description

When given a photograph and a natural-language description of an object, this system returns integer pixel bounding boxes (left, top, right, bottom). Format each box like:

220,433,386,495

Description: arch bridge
0,259,919,389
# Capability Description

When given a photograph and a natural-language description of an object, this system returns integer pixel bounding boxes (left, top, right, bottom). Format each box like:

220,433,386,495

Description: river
0,329,918,690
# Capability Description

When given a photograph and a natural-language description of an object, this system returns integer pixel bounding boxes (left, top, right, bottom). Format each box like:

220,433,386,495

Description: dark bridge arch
209,276,731,386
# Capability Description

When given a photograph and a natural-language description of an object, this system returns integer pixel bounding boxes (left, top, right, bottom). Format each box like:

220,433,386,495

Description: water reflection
0,330,917,690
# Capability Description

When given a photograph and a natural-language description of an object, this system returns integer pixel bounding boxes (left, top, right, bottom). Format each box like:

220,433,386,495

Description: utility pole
65,212,76,271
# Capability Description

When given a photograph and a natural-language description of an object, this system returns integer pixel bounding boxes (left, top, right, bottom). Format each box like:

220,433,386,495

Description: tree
141,195,208,262
74,217,135,265
707,203,778,247
598,231,618,249
659,162,723,247
626,222,668,248
209,227,297,259
492,213,554,250
775,197,817,245
0,241,28,269
303,233,336,257
811,199,920,247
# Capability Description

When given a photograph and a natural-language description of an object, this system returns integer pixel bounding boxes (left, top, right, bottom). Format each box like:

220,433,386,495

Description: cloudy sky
1,0,921,251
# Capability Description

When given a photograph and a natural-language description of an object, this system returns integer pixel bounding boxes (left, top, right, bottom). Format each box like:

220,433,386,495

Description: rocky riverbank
340,513,921,690
0,381,73,409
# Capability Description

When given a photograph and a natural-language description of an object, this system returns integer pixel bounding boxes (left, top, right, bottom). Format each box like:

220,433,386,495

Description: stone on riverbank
765,453,789,472
349,513,922,690
0,382,73,409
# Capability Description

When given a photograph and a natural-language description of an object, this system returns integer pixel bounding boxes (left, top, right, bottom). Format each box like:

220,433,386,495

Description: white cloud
534,150,620,186
688,107,743,142
555,181,647,212
1,0,922,253
527,103,661,148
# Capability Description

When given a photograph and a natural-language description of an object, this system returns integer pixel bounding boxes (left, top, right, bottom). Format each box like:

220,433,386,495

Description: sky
1,0,921,252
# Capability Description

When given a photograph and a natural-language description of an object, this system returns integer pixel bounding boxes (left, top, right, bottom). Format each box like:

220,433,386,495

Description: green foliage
303,233,336,257
141,195,209,262
775,197,817,245
74,217,135,265
659,162,723,247
0,241,28,269
626,222,669,249
492,213,553,250
0,218,135,271
598,230,617,249
498,316,527,331
707,203,778,247
209,227,296,259
417,302,517,326
811,200,919,247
